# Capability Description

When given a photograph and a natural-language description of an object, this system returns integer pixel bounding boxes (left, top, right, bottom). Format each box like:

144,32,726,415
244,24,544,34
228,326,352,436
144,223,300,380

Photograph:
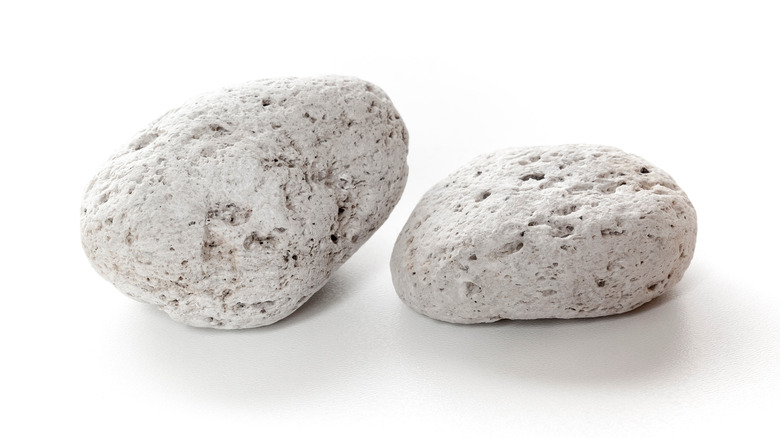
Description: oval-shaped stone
82,76,409,329
390,145,696,323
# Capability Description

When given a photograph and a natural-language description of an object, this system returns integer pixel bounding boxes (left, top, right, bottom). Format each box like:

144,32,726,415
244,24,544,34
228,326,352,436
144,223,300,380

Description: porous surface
82,76,408,329
390,145,696,323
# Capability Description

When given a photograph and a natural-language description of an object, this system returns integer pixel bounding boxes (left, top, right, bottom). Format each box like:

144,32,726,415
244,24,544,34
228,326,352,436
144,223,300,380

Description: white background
2,1,779,436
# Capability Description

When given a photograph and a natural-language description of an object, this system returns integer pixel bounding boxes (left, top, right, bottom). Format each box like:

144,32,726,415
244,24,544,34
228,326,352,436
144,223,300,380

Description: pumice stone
390,145,696,323
81,76,409,329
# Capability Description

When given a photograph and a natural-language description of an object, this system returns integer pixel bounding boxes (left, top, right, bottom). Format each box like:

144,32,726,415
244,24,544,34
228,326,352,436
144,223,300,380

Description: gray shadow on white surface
395,286,690,385
115,264,375,407
115,254,701,408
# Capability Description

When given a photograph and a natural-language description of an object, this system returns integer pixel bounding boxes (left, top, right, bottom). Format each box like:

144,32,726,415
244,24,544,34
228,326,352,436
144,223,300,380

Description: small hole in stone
331,234,338,243
596,279,606,287
521,173,545,181
262,98,271,106
641,167,650,173
497,241,524,255
469,254,477,260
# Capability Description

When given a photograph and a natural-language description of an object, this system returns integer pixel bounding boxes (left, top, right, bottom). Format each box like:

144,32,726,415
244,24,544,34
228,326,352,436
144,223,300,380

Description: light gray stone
82,76,408,329
390,145,696,323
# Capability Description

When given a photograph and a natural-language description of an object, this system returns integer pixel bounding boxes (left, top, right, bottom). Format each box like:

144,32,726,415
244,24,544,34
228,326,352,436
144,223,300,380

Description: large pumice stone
81,76,409,329
390,145,696,323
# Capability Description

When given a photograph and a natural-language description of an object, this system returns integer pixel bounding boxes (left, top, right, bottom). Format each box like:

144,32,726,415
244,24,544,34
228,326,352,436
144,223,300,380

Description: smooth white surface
2,1,778,436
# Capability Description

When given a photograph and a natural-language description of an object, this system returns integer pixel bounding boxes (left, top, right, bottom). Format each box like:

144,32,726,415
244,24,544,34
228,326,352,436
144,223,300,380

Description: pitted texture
390,145,696,323
82,76,409,329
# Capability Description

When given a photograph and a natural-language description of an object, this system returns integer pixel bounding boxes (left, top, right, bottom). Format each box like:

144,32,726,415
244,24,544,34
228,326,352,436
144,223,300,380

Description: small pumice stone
81,76,409,329
390,145,696,323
